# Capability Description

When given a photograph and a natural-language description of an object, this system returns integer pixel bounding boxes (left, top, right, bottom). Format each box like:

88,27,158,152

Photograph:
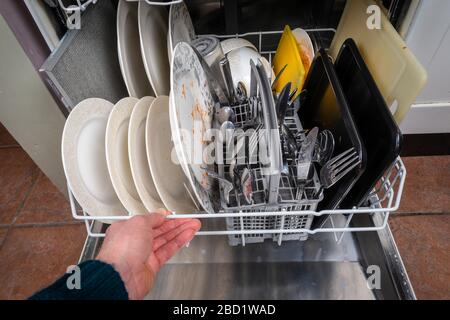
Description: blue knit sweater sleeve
29,260,129,300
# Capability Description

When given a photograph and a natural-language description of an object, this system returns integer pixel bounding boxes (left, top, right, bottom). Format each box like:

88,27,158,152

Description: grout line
11,171,42,226
392,212,450,217
10,220,84,229
0,227,11,250
0,144,21,149
0,168,41,251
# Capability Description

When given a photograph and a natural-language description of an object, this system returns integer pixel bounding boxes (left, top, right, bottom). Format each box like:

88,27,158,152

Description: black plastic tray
298,49,366,220
335,39,402,208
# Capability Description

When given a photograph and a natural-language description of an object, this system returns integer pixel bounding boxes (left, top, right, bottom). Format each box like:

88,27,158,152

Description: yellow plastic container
272,25,306,98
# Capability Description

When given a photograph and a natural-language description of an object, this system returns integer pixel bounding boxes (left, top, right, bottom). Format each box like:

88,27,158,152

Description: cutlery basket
214,102,323,245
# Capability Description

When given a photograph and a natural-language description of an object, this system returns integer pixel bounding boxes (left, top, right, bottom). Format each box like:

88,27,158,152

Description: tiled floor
0,123,86,299
0,123,448,299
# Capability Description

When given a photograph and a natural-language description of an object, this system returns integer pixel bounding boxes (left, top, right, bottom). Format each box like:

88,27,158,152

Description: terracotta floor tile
15,172,71,225
0,149,39,224
0,224,86,300
389,215,450,300
0,123,18,146
0,228,8,246
398,156,450,214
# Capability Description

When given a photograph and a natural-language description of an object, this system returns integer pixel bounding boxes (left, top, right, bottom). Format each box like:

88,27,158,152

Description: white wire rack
70,157,406,245
67,28,407,245
57,0,182,13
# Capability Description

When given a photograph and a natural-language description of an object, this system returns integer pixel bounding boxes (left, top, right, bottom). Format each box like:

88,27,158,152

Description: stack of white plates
62,95,199,221
117,0,196,97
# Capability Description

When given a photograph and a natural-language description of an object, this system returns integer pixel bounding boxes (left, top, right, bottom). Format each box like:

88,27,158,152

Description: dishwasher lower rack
68,157,406,246
68,28,406,246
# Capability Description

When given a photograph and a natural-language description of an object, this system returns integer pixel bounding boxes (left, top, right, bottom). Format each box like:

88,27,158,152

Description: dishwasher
28,0,424,300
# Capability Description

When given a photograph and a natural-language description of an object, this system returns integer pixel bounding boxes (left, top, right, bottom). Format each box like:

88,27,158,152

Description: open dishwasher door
79,212,414,300
26,0,418,300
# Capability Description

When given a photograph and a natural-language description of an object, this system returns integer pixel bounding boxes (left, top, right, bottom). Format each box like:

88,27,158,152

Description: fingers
125,212,167,233
148,226,199,273
154,208,171,217
152,217,197,239
152,219,201,251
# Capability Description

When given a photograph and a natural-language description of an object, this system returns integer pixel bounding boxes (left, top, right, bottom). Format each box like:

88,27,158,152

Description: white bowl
227,47,274,93
220,38,257,55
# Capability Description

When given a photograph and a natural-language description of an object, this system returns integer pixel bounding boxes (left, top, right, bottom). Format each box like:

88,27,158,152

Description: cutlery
288,87,298,103
236,81,247,103
219,120,235,157
281,124,298,157
271,63,288,90
290,89,308,113
205,170,234,205
192,46,229,105
220,57,236,104
216,106,236,124
276,82,291,125
296,127,319,181
319,147,361,189
241,168,254,204
313,129,335,166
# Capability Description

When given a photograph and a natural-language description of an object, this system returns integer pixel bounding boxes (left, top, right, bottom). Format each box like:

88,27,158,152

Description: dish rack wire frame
69,157,407,246
56,0,182,13
66,28,407,245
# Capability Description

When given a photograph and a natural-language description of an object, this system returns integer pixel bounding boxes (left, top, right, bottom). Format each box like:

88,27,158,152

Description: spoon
216,106,236,124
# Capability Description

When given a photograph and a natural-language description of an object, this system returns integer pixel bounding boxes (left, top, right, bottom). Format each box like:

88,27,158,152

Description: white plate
138,1,170,96
227,46,275,93
146,96,198,213
117,0,153,98
168,1,195,62
61,98,127,221
170,42,215,213
220,38,257,55
106,97,147,215
128,96,164,212
292,28,315,69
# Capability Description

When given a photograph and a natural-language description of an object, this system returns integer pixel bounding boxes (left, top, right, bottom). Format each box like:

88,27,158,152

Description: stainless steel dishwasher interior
80,214,414,300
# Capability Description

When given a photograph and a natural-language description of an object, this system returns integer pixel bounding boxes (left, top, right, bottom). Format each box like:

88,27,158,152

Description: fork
320,147,361,189
205,170,234,205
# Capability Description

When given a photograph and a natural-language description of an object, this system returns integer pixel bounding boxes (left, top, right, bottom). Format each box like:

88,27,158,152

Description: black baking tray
298,49,366,224
335,38,402,208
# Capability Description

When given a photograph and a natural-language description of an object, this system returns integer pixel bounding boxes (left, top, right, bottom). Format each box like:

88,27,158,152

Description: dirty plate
292,28,315,73
272,25,306,98
168,1,195,62
170,42,215,213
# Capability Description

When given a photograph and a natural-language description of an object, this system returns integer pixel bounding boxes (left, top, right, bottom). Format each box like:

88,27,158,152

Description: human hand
96,210,201,299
